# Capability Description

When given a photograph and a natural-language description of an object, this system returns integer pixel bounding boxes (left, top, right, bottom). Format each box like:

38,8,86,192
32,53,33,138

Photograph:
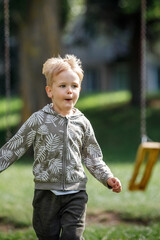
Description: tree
18,0,61,120
1,0,69,120
85,0,160,105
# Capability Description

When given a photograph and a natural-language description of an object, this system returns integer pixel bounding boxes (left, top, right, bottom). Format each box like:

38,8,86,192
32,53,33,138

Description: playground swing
128,0,160,191
128,142,160,191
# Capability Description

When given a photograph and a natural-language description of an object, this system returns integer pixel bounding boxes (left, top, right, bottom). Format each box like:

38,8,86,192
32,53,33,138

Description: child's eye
60,85,65,88
72,85,78,88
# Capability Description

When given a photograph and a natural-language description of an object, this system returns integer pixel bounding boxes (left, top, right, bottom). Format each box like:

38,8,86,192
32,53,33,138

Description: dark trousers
32,190,88,240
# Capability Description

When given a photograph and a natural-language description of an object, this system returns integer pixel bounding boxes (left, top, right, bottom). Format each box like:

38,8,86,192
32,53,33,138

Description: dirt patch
86,211,121,226
0,223,15,232
0,217,27,232
0,211,153,232
86,211,150,226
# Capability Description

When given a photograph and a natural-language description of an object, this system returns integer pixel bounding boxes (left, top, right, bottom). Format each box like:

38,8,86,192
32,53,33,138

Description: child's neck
61,110,74,117
52,105,75,117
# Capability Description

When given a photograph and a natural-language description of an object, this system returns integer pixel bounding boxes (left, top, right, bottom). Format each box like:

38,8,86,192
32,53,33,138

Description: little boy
0,55,121,240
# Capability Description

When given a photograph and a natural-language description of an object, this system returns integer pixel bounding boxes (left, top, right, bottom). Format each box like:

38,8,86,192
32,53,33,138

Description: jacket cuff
103,175,114,189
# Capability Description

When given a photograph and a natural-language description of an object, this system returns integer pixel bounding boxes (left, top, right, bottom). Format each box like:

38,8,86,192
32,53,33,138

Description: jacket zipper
62,117,68,190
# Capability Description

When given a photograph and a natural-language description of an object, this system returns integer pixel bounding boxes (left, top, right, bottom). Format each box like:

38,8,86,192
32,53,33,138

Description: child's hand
107,177,122,193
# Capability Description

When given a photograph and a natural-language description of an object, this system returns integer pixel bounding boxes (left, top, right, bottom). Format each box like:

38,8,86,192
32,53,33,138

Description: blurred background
0,0,160,118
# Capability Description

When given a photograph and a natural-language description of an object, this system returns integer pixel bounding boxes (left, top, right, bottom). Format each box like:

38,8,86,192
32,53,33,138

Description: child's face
45,70,81,116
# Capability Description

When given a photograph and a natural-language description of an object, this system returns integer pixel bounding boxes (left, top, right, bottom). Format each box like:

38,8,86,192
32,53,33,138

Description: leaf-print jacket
0,104,113,190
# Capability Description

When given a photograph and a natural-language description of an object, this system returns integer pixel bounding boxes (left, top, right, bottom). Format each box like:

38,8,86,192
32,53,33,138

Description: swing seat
128,142,160,191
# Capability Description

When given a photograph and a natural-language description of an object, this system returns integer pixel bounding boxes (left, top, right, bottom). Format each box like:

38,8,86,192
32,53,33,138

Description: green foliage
119,0,141,14
85,0,160,44
147,0,160,20
60,0,70,28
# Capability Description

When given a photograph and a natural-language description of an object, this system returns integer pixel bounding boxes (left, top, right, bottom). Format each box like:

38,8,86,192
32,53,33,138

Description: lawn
0,91,160,239
1,161,160,239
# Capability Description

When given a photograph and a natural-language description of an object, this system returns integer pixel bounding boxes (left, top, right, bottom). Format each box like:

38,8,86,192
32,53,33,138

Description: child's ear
45,86,53,98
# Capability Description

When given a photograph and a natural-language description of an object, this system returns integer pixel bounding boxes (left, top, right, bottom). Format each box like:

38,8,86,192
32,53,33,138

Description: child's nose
67,86,72,94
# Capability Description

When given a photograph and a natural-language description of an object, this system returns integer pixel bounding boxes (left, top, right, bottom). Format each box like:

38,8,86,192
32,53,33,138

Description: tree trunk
19,0,60,121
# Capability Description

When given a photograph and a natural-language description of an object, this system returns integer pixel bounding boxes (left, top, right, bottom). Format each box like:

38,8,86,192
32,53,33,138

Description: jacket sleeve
82,119,114,187
0,112,38,173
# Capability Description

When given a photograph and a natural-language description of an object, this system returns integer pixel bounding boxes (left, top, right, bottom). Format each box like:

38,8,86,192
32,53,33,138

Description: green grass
1,160,160,239
84,223,160,240
0,228,36,240
1,223,160,240
0,97,23,130
76,91,131,110
86,162,160,221
1,92,160,239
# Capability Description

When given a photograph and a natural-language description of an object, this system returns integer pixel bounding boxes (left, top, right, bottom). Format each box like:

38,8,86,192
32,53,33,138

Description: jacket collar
42,103,83,119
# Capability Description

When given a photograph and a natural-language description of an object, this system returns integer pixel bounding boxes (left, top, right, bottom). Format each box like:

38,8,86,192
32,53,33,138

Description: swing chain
4,0,11,140
140,0,147,143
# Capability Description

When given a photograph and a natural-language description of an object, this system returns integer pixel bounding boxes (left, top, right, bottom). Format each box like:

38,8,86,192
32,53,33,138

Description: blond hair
42,54,84,86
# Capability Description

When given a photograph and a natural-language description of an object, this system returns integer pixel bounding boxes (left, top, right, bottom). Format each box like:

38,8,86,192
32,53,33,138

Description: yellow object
128,142,160,191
